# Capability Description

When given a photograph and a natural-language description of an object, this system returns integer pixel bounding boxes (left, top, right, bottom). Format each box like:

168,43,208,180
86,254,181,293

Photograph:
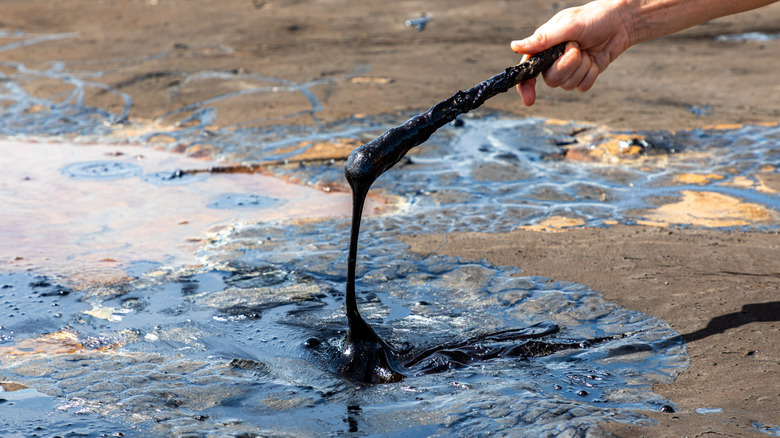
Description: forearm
512,0,778,105
624,0,779,45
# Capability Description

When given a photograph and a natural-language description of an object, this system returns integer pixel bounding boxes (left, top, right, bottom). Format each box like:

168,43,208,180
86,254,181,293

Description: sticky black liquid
340,44,574,383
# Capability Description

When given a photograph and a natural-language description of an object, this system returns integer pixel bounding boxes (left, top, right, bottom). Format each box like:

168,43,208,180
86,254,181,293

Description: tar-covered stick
345,42,566,189
340,43,567,383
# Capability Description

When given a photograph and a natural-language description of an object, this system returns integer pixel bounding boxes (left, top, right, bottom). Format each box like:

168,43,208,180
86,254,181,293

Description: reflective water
1,29,779,438
0,138,391,280
716,32,780,42
754,422,780,437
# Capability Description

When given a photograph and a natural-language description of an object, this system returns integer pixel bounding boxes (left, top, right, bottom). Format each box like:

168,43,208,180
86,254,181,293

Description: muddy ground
3,0,779,436
5,0,780,130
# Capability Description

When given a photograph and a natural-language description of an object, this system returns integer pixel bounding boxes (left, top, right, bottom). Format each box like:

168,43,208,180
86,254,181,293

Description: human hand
511,0,634,106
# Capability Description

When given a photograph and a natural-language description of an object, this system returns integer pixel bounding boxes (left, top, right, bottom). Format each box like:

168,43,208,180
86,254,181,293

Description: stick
345,42,566,187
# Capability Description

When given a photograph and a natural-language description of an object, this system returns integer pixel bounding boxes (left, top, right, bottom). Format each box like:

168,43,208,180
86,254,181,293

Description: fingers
577,55,599,91
542,42,599,92
541,42,579,88
512,25,603,105
513,44,596,106
560,49,592,90
516,78,537,106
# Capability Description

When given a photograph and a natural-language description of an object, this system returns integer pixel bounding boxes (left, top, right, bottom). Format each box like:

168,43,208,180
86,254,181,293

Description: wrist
610,0,645,46
621,0,727,45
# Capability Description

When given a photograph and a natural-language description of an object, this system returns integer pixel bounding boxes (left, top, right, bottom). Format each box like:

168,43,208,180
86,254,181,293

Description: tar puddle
2,44,780,436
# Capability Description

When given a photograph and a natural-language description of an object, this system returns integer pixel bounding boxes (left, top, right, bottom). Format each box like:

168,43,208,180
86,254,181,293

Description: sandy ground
3,0,779,436
4,0,780,130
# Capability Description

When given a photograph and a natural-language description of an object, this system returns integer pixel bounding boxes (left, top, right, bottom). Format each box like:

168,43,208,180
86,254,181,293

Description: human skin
512,0,780,106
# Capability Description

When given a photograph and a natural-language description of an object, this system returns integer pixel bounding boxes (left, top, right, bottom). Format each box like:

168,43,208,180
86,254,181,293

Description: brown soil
3,0,780,131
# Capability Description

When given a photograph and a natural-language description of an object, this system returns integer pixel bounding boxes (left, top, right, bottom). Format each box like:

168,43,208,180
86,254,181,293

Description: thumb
511,32,554,55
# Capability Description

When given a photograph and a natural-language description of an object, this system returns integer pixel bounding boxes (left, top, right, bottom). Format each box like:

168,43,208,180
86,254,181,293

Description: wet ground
2,22,779,438
0,265,687,436
2,111,779,436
